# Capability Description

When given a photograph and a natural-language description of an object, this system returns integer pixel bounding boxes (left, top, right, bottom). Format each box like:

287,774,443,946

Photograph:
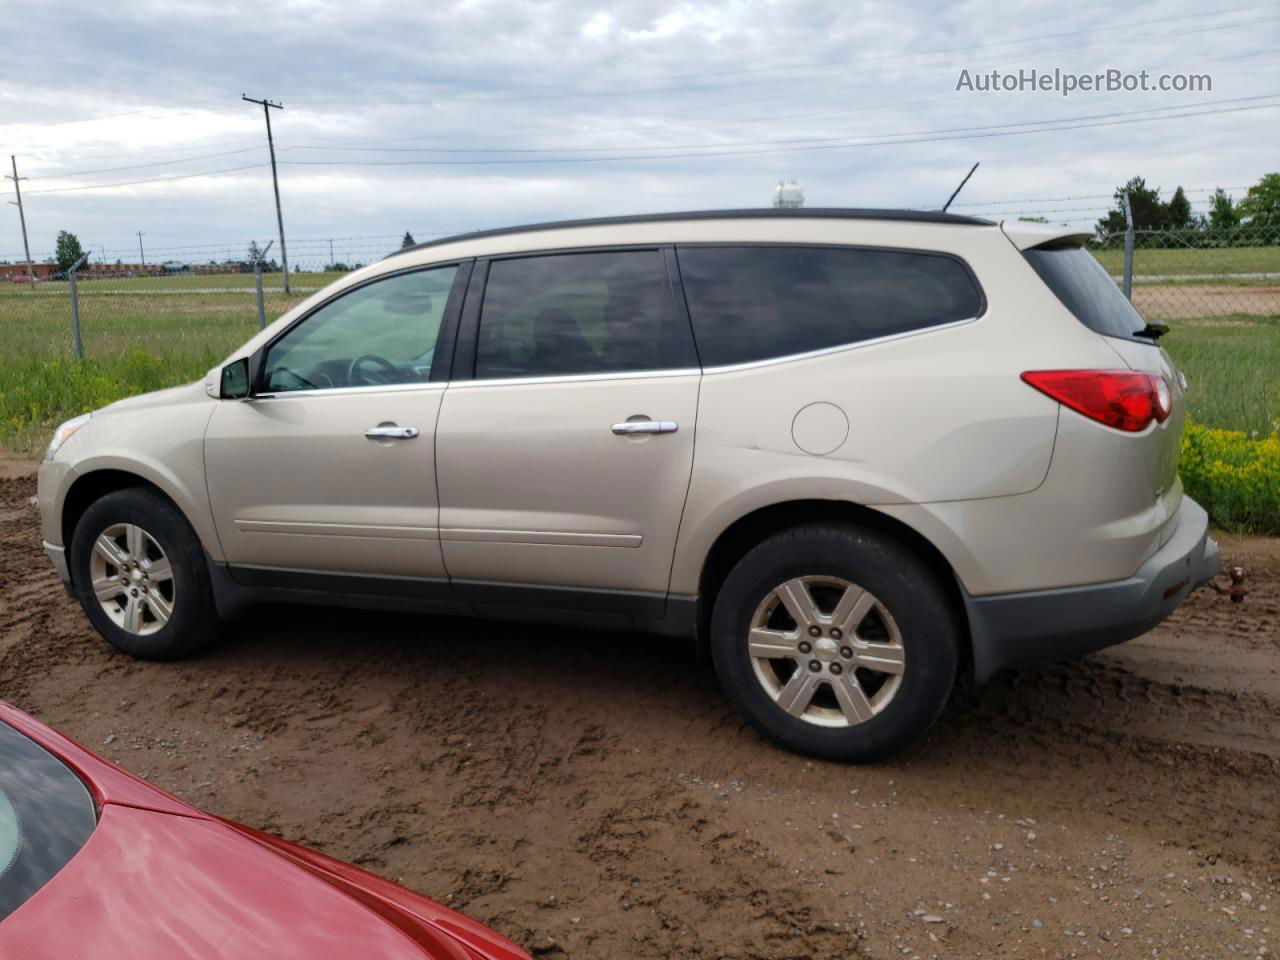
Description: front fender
48,400,221,561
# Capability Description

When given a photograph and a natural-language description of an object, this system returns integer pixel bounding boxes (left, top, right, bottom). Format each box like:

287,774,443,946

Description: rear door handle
611,420,678,436
365,425,419,440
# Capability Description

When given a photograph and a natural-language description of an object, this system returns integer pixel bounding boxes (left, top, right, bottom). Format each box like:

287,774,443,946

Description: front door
205,263,465,587
435,248,700,615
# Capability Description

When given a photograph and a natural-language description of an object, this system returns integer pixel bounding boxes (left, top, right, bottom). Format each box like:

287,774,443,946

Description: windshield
1024,244,1149,341
0,720,97,922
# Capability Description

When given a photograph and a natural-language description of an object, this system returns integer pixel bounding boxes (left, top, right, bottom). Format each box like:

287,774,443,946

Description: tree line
1094,172,1279,242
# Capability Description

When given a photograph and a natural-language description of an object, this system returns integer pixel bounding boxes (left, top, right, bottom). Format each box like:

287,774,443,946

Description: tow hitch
1208,565,1248,604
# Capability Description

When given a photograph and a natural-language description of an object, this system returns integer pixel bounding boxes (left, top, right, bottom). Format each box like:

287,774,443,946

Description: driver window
264,265,457,393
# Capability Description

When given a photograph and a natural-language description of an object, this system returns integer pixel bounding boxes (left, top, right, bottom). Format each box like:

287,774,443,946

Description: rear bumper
964,496,1219,682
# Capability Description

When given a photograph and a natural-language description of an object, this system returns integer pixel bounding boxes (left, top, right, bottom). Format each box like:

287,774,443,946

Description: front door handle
611,419,678,436
365,425,419,440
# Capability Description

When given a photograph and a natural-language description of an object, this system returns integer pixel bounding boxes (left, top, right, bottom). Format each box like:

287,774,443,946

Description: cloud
0,0,1274,264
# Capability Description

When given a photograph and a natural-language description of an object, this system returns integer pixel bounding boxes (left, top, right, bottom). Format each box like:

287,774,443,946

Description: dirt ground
1,465,1277,960
1132,283,1280,320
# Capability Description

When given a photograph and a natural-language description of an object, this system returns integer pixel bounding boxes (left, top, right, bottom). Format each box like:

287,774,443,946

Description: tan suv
37,209,1219,761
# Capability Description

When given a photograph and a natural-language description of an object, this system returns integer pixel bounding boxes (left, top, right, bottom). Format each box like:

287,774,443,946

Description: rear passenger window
676,246,984,367
475,250,691,379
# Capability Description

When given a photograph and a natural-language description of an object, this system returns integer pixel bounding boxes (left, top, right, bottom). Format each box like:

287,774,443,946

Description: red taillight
1021,370,1171,432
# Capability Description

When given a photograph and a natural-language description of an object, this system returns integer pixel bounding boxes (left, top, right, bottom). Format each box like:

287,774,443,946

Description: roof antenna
941,162,980,213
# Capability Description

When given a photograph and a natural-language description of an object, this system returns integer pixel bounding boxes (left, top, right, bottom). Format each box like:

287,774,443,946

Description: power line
1,99,241,135
10,6,1265,166
17,137,266,165
6,3,1258,149
278,94,1279,156
19,98,1277,195
25,163,270,194
278,100,1280,167
35,147,264,179
948,186,1253,208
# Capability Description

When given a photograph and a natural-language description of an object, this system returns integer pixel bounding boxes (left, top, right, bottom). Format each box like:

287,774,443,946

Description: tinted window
1023,245,1147,340
265,265,458,392
0,721,97,922
677,246,983,367
475,250,689,379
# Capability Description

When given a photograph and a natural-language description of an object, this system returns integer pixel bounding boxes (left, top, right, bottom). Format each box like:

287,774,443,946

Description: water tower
772,179,805,208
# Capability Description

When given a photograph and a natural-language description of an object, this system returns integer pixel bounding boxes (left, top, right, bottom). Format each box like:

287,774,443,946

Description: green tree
1095,177,1168,236
401,231,416,249
1237,172,1280,226
1167,186,1193,229
54,230,87,272
1208,188,1240,229
242,241,279,272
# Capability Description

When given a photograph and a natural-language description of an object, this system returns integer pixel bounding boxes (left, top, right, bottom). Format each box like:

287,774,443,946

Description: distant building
0,263,54,282
773,179,805,208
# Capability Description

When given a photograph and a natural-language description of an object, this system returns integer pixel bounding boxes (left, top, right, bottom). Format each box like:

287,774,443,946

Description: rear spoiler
999,221,1093,251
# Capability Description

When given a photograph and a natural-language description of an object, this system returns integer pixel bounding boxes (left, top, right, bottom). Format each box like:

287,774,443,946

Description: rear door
435,248,700,615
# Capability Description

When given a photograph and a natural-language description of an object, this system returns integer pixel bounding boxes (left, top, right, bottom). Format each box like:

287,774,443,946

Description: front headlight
45,413,92,461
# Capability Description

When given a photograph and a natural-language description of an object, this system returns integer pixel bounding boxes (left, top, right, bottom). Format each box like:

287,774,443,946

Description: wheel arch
695,499,970,662
61,469,215,586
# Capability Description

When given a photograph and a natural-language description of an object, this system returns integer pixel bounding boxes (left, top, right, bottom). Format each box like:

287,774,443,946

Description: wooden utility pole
5,156,35,284
137,231,146,265
243,94,290,294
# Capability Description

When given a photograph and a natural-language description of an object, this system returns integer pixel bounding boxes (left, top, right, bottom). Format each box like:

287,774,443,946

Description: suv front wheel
69,487,221,660
710,523,958,762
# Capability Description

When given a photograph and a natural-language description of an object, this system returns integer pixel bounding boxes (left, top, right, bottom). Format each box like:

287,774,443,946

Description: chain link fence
4,225,1278,364
1,217,1277,457
1092,222,1280,322
0,240,410,367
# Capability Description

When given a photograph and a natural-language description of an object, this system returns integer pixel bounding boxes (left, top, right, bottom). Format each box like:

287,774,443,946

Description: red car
0,702,531,960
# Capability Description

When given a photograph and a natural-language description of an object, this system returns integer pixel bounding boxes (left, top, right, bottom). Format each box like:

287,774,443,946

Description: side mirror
220,358,250,399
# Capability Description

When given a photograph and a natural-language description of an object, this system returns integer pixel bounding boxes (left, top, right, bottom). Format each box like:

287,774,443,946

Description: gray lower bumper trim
43,541,73,594
964,497,1220,682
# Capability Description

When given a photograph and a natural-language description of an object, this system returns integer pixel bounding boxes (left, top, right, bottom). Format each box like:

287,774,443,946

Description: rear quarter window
675,245,984,367
1023,244,1147,340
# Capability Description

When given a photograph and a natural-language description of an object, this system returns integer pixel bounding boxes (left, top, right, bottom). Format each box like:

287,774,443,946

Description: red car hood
0,704,529,960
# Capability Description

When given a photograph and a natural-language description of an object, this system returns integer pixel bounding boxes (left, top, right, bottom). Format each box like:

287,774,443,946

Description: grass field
1091,244,1280,278
1,271,1277,452
1162,316,1280,436
0,271,345,294
0,286,296,451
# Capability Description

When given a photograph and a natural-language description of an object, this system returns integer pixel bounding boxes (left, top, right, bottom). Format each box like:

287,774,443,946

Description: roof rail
391,207,994,259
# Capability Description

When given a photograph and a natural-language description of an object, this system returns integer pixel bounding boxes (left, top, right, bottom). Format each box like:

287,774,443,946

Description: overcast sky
1,0,1277,267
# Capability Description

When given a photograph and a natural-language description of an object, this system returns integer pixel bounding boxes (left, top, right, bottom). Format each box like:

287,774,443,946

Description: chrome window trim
698,315,980,375
448,367,702,389
253,381,447,400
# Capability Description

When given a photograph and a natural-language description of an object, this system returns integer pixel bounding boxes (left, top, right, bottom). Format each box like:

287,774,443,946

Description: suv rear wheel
69,488,221,660
710,523,958,762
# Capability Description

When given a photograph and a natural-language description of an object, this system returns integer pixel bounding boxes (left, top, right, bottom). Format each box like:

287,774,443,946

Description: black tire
710,523,959,762
69,487,221,660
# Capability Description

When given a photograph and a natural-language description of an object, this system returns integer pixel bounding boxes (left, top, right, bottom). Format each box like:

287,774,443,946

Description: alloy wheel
747,575,905,728
88,523,176,636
